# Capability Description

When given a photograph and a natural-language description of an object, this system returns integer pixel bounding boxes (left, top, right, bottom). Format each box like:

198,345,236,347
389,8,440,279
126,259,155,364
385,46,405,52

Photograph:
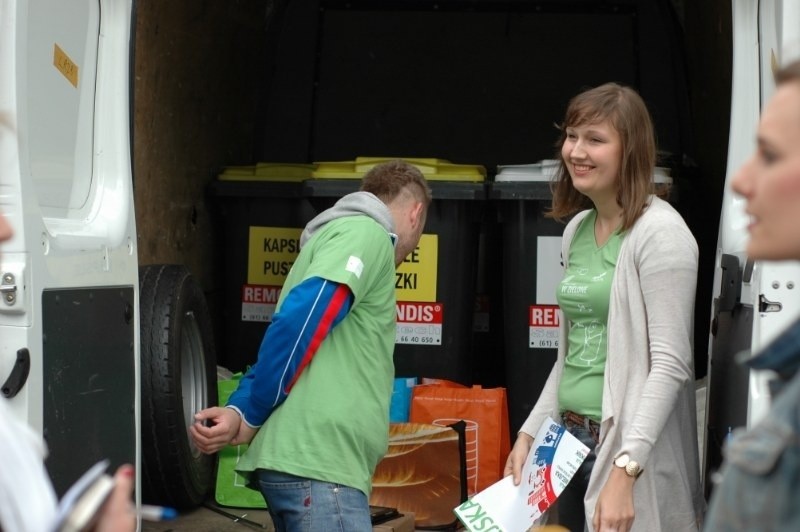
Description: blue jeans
558,423,598,532
255,469,372,532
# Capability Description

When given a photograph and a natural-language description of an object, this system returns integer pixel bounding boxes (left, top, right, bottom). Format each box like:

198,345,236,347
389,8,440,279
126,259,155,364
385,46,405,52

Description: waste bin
208,163,317,372
491,161,565,433
307,157,486,385
471,201,506,388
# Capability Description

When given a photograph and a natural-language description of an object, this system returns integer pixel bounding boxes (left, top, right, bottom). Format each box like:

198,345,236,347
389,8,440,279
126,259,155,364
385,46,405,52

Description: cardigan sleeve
613,205,699,467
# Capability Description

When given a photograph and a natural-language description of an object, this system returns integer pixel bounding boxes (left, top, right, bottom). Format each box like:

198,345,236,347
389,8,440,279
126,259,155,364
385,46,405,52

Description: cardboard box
372,512,415,532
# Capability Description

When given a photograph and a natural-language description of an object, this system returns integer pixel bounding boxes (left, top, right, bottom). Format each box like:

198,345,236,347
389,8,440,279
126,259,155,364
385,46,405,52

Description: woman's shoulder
631,197,698,254
636,196,691,232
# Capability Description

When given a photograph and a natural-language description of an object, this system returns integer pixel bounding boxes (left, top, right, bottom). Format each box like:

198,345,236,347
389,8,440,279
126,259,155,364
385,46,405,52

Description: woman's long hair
548,82,656,231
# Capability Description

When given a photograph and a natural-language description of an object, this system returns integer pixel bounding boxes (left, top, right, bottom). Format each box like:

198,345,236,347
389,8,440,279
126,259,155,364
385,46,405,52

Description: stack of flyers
453,416,590,531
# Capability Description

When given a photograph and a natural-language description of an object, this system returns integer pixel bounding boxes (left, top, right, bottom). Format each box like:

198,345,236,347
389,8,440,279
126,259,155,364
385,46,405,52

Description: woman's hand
503,432,534,485
592,467,636,532
93,464,136,532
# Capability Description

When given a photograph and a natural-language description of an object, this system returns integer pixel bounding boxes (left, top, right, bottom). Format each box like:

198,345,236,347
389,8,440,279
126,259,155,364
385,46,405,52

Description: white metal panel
0,0,40,426
747,261,800,424
2,0,140,427
0,0,139,517
716,0,760,263
26,0,98,211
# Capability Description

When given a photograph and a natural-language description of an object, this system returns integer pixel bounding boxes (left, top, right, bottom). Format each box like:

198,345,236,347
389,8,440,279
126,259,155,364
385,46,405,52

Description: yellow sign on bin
247,228,437,297
395,234,437,302
247,226,302,285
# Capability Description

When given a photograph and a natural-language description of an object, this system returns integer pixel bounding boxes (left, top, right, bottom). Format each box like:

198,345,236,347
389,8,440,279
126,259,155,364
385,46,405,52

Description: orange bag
409,381,510,495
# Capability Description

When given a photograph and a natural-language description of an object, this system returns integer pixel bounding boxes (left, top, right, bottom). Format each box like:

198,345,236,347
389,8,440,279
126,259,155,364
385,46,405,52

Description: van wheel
139,264,218,509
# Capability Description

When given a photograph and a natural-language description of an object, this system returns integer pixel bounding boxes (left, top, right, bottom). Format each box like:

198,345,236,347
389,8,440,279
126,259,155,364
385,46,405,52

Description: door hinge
0,272,17,305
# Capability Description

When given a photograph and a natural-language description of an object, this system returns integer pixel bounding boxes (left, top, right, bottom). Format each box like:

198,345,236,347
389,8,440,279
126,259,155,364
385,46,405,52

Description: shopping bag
214,373,266,508
370,422,467,529
389,377,418,422
409,382,510,495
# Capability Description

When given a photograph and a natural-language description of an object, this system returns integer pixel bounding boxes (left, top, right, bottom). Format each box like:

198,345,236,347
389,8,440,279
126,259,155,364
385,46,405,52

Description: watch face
614,455,641,476
625,461,641,477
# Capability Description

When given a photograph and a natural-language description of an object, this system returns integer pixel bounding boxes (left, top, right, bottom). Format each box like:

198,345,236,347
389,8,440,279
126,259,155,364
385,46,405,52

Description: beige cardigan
520,196,706,531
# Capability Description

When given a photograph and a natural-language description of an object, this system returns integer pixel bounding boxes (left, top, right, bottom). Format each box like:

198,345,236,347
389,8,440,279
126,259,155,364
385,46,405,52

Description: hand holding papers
454,416,590,532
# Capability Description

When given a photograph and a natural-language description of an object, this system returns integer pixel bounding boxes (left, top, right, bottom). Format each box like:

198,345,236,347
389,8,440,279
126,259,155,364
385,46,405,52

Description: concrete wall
132,0,283,333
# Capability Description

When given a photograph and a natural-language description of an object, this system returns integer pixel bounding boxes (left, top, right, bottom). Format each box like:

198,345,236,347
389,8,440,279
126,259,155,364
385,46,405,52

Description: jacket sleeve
617,210,699,466
225,276,353,427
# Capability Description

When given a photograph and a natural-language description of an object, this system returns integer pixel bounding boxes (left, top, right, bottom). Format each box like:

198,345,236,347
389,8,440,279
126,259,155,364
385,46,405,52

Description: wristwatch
614,454,642,478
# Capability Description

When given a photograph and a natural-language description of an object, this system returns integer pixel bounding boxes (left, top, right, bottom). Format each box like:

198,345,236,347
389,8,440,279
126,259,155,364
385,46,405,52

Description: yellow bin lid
311,157,486,182
218,162,317,182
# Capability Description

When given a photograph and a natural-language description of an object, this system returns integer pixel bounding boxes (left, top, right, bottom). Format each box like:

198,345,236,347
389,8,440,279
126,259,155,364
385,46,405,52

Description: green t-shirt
236,215,397,496
556,210,623,422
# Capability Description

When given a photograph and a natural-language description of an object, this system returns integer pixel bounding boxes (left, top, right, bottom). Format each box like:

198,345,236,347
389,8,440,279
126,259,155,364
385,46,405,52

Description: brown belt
561,410,600,444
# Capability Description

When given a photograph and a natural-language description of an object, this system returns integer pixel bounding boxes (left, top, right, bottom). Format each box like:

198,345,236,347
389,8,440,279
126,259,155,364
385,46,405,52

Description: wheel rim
181,310,208,459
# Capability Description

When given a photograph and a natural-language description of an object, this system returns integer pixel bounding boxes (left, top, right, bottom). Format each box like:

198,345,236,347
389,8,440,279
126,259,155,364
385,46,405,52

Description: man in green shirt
190,160,431,531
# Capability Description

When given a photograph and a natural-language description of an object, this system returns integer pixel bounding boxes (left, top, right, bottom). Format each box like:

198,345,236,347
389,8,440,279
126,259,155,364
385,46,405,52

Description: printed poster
454,416,590,532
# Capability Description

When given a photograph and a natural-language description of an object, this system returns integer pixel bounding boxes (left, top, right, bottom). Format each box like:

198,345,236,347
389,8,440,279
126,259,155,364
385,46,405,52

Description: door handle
1,348,30,398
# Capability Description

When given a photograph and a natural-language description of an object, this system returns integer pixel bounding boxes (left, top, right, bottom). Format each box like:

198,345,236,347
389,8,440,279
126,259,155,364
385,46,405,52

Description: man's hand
503,432,534,485
189,407,243,454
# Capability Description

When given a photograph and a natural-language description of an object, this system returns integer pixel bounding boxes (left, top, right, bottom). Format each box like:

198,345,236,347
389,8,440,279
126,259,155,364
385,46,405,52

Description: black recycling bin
208,165,317,372
307,158,486,385
491,162,565,433
470,201,506,388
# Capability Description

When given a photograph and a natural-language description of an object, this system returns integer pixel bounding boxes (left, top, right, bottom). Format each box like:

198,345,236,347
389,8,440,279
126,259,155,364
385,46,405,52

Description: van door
704,0,800,494
0,0,138,498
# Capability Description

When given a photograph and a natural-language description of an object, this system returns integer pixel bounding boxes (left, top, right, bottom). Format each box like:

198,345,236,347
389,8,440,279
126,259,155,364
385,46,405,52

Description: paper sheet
454,416,590,531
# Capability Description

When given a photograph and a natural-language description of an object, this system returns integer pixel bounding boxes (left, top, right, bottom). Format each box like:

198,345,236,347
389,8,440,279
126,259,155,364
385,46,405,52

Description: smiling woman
504,83,704,532
548,83,656,235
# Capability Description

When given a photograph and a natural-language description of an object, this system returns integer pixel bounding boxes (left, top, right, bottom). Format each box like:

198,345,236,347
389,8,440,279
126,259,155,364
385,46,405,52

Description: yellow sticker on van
53,44,78,88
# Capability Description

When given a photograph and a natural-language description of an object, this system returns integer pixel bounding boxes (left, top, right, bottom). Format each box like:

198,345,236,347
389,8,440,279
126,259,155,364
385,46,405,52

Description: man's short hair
360,160,432,206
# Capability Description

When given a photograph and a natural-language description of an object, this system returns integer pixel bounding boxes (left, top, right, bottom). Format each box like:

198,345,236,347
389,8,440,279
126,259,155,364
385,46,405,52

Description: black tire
139,264,218,509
